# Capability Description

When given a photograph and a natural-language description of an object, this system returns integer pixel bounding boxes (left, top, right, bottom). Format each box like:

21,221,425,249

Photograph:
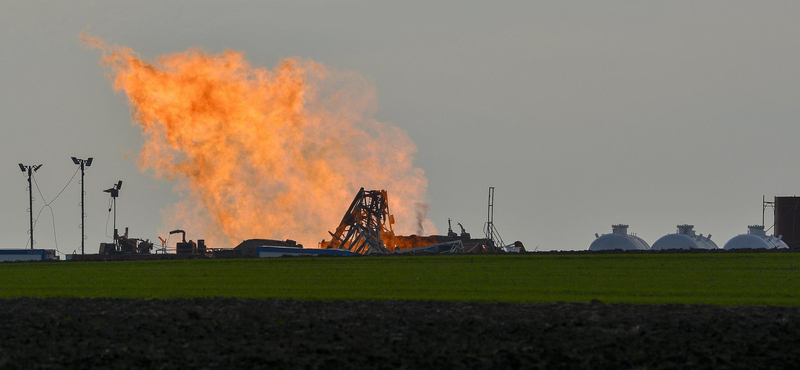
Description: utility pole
104,180,123,247
19,163,42,249
72,157,93,254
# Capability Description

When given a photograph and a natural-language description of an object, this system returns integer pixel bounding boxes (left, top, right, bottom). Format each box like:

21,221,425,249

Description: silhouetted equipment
157,236,167,254
321,188,394,255
98,227,154,255
170,229,192,254
169,229,186,243
103,180,123,245
99,243,116,254
226,239,302,258
763,195,775,231
458,222,470,239
104,180,123,197
486,187,494,239
774,196,800,250
71,157,93,166
447,218,458,237
388,234,494,254
170,229,205,255
176,240,197,254
71,157,93,254
392,240,465,255
484,187,505,252
19,163,42,250
319,188,510,254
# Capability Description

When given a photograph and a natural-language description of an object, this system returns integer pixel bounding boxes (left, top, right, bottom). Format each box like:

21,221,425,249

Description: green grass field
1,253,799,305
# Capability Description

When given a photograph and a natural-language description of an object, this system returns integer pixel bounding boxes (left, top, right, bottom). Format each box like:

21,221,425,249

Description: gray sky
2,1,799,253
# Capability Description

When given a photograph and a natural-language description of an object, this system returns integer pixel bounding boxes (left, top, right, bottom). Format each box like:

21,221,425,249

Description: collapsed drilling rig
320,187,514,255
320,188,395,255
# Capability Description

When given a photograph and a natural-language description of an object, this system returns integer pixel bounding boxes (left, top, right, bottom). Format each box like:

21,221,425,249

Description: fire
82,33,436,248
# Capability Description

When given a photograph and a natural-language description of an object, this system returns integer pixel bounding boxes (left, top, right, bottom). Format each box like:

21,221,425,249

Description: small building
651,225,718,250
589,224,650,251
0,249,58,262
723,225,789,250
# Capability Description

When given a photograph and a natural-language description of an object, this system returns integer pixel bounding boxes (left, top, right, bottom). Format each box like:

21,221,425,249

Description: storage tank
651,224,718,250
723,225,788,250
774,196,800,250
589,224,650,251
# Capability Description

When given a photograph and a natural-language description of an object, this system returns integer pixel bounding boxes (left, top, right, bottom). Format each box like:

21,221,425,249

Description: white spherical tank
651,225,718,250
723,225,789,250
589,224,650,251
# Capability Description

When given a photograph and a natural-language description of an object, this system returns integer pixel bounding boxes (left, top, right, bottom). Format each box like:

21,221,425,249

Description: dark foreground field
1,299,798,369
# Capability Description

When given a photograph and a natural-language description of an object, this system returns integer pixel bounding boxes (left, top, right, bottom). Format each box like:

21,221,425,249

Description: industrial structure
773,196,800,250
320,187,521,255
71,157,93,254
651,225,718,250
98,227,156,255
18,163,42,249
723,225,789,250
589,224,650,251
320,188,395,255
17,155,800,258
103,180,123,247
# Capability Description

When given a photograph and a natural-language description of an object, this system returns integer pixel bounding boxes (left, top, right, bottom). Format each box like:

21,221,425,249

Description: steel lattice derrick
322,188,396,255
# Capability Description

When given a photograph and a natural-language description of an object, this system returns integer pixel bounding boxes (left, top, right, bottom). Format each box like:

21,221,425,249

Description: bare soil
0,299,798,369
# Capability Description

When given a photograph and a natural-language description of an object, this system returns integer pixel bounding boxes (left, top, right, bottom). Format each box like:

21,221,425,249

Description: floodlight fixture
117,180,123,190
86,157,93,167
71,157,79,165
18,163,25,172
33,164,42,172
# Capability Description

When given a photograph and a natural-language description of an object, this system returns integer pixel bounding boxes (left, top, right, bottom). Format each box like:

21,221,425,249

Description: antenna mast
19,163,42,249
72,157,93,254
763,195,775,228
486,187,495,244
104,180,123,247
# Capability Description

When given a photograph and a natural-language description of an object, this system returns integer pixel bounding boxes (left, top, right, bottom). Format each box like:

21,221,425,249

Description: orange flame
82,33,436,248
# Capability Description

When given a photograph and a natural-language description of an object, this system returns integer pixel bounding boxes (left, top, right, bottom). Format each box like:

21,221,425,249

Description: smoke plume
82,33,436,247
414,202,430,235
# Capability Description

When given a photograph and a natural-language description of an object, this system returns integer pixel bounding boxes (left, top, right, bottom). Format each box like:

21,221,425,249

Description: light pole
103,180,123,247
19,163,43,249
71,157,93,254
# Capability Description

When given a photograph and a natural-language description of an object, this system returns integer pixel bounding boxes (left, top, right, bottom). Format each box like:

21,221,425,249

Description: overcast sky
2,1,799,253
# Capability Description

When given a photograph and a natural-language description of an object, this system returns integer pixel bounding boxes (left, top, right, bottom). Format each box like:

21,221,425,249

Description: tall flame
83,33,435,248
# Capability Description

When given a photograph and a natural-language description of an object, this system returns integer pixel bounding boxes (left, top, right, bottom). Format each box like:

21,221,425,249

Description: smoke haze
83,33,435,248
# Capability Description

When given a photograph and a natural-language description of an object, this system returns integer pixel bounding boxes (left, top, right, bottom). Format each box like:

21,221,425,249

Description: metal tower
19,163,42,249
72,157,93,254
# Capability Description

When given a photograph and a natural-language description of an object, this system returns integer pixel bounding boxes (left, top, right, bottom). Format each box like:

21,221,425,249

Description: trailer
0,249,58,262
